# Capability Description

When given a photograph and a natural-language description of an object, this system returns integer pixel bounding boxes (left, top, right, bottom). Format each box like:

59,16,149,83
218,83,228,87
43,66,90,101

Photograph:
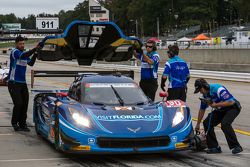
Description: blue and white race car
33,72,196,154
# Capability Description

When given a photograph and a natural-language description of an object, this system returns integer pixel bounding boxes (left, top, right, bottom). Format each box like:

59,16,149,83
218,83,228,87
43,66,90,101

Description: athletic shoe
206,146,222,154
232,146,243,154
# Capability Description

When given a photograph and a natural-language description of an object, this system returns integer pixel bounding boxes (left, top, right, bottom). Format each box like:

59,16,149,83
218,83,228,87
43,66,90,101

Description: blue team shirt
8,48,31,83
138,51,160,80
163,55,190,88
200,84,236,110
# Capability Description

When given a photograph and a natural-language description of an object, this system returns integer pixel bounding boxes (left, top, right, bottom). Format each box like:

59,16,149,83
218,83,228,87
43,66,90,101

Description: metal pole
140,17,144,40
157,17,159,39
135,19,138,37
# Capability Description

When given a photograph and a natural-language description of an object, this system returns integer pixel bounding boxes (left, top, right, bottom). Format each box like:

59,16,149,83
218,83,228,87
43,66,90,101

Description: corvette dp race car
32,20,204,154
33,72,196,154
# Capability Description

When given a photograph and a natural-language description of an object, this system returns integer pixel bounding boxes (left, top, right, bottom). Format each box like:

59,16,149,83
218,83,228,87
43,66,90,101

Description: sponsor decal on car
171,136,178,142
165,100,185,107
96,114,162,121
88,138,95,145
114,106,133,111
85,83,136,88
127,127,141,133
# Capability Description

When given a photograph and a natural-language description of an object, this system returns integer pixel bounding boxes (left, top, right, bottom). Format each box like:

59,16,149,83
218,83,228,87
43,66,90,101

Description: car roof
81,75,134,84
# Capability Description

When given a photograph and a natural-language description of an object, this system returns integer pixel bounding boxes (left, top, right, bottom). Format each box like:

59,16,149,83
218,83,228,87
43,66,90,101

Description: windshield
83,83,148,105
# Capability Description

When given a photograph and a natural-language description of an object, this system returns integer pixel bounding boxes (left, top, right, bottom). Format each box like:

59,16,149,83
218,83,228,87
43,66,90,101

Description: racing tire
54,112,62,151
34,102,41,136
34,120,41,136
192,131,207,151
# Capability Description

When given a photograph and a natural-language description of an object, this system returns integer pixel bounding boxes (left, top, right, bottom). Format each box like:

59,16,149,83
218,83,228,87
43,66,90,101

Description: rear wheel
34,119,41,136
34,101,41,136
54,112,62,151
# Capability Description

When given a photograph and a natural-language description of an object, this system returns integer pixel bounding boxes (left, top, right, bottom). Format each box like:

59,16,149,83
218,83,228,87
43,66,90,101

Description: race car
33,72,196,154
0,63,9,86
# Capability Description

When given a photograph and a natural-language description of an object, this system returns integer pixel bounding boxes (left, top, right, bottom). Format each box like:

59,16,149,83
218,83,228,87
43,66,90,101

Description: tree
0,0,248,34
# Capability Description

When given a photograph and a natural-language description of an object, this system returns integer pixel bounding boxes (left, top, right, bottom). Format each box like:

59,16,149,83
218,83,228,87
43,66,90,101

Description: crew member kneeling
194,78,243,154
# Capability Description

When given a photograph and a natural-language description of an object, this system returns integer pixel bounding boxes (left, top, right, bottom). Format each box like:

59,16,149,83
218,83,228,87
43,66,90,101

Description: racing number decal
165,100,185,107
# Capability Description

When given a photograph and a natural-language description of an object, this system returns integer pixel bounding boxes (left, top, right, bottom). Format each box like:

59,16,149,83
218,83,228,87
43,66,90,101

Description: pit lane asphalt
0,55,250,167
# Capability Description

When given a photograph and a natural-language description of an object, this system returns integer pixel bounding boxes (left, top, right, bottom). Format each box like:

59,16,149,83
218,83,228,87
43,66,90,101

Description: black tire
54,112,62,151
34,119,41,136
34,101,41,136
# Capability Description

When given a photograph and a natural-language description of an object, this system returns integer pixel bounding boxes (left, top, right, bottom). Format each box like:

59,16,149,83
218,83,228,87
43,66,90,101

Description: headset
201,79,210,90
195,78,210,91
146,40,157,51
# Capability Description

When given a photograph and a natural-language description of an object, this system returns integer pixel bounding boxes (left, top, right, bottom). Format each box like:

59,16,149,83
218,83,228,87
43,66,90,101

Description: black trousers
203,104,241,149
8,82,29,127
167,87,187,102
139,79,158,102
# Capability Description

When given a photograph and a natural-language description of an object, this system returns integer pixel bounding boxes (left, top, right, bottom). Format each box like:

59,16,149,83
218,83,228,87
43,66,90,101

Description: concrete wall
158,49,250,72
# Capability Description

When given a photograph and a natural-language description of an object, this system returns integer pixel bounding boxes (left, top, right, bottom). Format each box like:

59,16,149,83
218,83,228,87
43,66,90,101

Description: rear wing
37,21,142,65
31,70,134,88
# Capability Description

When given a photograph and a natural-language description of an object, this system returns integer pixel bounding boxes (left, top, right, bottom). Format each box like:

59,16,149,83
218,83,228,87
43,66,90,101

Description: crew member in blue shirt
194,78,243,154
8,36,42,131
160,45,190,102
133,40,160,101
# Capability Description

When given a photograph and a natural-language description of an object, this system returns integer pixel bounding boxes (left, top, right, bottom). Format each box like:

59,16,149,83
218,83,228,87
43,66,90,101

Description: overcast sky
0,0,85,18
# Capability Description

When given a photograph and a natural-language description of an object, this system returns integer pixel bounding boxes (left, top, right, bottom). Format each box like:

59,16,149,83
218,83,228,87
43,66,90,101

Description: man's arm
209,100,235,108
161,76,167,91
209,88,235,108
27,52,38,66
195,109,206,131
133,49,153,64
186,74,190,84
195,99,208,131
142,54,154,64
161,62,170,91
20,48,37,59
133,50,140,59
186,63,190,84
20,42,42,59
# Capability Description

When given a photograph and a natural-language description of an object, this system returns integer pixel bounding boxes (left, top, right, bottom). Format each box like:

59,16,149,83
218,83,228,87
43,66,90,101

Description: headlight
172,107,184,127
68,107,90,128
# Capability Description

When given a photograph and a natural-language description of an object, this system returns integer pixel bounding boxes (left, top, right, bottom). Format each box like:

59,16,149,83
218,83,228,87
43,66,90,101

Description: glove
38,41,45,49
195,123,200,133
161,77,167,91
199,97,212,104
131,43,143,54
136,47,143,54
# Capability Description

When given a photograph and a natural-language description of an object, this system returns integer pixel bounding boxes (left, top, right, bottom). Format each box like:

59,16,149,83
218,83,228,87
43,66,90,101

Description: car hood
84,104,187,137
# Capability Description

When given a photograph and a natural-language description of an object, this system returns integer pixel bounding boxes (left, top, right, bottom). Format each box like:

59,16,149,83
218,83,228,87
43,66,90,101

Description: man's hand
195,123,200,132
36,41,45,50
209,102,218,108
35,44,41,50
136,47,143,54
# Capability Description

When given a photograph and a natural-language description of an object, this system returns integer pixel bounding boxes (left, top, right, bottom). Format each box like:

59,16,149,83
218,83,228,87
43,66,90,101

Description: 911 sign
36,17,59,30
